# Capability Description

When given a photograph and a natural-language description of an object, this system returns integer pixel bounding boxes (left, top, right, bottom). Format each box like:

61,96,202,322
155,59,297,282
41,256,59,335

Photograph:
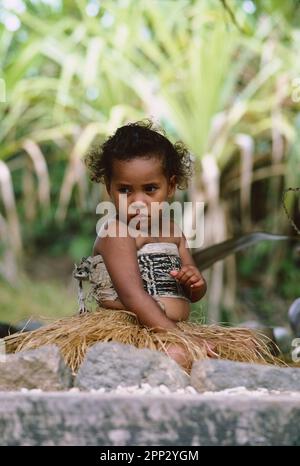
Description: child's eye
118,187,131,193
146,186,158,192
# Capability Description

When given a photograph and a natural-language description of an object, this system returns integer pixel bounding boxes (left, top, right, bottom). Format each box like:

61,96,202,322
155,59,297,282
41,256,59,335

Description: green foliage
237,243,300,323
278,258,300,299
0,276,76,324
1,0,300,323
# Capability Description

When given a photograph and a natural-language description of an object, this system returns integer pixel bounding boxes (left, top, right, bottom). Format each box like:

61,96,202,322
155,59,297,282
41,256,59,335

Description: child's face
106,156,176,223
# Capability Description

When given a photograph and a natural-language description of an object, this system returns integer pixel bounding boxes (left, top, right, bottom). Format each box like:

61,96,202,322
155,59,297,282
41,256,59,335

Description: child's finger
185,275,201,288
190,278,206,289
175,270,194,286
170,265,188,278
190,280,207,299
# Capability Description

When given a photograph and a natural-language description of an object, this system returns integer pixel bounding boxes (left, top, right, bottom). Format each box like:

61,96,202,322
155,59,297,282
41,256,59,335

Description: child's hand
170,265,206,300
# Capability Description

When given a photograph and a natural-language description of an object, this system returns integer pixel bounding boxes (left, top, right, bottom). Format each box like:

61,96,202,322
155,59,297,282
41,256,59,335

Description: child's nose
129,201,149,215
129,199,149,214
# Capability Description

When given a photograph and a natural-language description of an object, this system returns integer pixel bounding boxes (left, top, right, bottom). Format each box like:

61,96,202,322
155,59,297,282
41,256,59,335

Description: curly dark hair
84,119,194,190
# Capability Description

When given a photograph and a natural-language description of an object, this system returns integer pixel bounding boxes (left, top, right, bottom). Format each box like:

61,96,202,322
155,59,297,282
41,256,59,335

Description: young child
4,119,277,375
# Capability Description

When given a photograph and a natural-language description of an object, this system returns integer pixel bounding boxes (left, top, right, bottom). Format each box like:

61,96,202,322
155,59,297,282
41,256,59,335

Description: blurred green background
0,0,300,329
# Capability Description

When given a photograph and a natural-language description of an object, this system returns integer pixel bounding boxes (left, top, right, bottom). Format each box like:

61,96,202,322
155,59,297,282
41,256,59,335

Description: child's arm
96,219,179,332
170,232,207,303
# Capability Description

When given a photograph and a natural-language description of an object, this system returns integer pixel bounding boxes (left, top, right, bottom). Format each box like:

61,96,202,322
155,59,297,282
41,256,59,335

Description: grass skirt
3,307,280,375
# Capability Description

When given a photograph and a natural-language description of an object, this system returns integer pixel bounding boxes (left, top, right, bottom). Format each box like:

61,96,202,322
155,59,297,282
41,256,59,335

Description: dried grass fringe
3,307,283,375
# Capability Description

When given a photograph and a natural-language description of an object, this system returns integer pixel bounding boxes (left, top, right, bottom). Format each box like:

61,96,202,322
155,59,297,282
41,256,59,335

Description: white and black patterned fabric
138,251,185,298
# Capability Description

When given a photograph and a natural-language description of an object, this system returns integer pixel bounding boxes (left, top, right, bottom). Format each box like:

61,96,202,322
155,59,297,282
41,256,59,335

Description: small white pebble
141,383,152,390
90,388,106,393
186,386,197,394
158,385,170,394
128,386,140,393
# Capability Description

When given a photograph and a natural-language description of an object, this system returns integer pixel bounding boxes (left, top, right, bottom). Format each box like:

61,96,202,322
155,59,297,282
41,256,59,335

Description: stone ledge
1,392,300,446
191,359,300,392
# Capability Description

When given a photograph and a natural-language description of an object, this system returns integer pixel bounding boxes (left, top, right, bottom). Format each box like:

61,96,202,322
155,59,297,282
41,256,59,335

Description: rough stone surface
75,342,189,391
0,345,72,391
288,297,300,337
191,359,300,392
0,391,300,445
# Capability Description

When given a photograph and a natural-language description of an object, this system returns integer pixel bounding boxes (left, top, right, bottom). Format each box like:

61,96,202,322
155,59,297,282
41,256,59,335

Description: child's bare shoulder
93,217,134,255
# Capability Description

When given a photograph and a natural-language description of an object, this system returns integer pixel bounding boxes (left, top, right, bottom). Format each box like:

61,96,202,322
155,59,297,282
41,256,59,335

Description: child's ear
167,175,177,199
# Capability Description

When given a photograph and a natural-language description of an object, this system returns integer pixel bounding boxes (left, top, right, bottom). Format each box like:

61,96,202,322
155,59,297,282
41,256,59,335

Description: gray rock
1,391,300,445
0,345,72,391
273,326,294,354
288,297,300,337
191,359,300,393
75,342,189,391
